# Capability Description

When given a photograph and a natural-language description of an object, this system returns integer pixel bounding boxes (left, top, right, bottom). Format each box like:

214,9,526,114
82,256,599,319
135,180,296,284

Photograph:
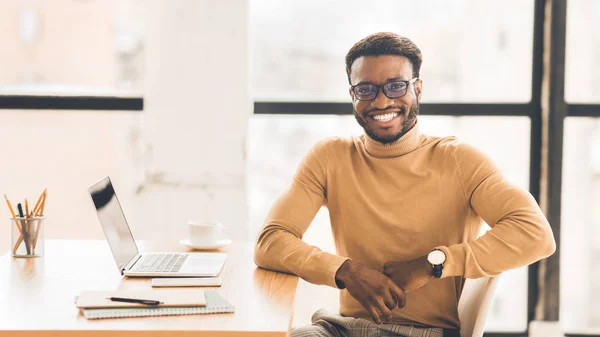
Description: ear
415,79,423,101
349,86,355,101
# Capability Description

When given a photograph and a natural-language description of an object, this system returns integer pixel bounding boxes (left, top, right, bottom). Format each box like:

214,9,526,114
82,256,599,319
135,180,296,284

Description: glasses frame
350,77,420,101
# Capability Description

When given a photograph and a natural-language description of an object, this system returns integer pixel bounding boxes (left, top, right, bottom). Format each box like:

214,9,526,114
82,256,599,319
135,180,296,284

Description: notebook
80,290,234,319
76,288,206,309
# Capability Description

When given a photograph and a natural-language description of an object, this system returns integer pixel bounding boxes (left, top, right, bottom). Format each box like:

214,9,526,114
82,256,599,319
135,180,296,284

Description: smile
371,112,399,123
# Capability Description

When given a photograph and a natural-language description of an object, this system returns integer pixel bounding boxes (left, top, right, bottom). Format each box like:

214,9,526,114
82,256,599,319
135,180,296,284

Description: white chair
457,276,500,337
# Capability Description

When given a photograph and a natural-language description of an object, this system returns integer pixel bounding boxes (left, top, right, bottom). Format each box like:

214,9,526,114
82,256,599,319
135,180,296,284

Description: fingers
388,281,407,308
382,290,398,311
367,304,383,324
374,297,393,322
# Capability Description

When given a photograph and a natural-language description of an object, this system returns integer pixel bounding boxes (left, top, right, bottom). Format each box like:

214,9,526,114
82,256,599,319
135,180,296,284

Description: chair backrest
457,276,500,337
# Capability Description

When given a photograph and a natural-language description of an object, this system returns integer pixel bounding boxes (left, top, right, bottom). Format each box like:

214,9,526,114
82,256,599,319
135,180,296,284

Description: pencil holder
11,216,45,258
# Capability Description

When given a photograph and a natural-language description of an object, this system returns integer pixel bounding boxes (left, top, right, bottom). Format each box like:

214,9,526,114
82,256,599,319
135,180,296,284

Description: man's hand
335,259,406,324
383,255,433,293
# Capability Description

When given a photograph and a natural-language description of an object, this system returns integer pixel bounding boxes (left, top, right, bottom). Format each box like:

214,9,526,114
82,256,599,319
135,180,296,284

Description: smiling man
350,55,420,144
254,32,556,337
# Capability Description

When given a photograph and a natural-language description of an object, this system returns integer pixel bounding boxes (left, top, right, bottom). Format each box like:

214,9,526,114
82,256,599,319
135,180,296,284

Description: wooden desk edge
1,330,290,337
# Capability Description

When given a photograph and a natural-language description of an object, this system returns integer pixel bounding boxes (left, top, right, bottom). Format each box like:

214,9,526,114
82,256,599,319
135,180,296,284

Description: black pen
17,203,31,255
106,297,163,306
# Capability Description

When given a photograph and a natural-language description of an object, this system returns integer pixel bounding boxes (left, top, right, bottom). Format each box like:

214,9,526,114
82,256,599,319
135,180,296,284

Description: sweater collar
364,122,424,158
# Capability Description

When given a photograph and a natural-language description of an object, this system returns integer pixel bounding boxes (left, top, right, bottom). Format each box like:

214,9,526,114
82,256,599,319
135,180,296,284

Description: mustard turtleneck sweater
254,122,555,329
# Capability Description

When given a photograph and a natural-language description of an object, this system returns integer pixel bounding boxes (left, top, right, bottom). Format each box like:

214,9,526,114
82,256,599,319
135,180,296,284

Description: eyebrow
353,77,408,86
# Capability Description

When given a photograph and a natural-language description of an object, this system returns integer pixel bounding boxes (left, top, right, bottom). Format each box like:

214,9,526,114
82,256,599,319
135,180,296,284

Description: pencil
33,190,47,250
5,194,23,249
33,217,42,251
36,191,46,216
25,199,33,252
4,194,17,218
32,189,45,215
12,236,23,255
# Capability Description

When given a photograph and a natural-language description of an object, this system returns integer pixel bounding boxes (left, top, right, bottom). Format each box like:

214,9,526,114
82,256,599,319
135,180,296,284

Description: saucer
178,238,232,250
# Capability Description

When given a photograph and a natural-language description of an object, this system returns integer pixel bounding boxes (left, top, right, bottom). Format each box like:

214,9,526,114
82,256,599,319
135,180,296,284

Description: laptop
88,176,227,277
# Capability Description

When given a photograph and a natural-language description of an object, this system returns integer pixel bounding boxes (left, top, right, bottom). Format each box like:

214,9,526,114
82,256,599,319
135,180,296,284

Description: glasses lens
354,84,377,100
383,81,408,98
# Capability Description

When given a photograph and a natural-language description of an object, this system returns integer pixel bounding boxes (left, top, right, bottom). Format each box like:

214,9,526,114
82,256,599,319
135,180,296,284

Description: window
0,0,144,97
0,0,144,251
561,117,600,332
561,1,600,333
250,0,534,103
565,1,600,103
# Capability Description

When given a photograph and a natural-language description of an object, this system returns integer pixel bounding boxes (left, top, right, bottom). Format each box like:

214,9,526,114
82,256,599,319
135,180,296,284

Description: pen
17,203,24,218
17,203,31,255
106,297,163,306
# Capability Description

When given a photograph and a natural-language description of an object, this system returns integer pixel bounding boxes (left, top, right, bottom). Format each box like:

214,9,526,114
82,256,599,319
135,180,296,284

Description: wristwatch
427,249,446,278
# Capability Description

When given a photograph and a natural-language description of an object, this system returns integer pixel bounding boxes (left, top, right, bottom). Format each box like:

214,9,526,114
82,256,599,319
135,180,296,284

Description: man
254,32,555,337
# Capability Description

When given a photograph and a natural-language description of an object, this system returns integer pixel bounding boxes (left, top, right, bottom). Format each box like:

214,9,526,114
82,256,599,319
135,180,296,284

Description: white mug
188,220,226,245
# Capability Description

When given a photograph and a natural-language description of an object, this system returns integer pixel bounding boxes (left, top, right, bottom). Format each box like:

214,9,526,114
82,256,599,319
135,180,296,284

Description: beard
353,99,419,144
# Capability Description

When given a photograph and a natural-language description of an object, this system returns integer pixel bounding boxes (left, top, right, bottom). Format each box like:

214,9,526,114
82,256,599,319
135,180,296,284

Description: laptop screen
88,176,139,273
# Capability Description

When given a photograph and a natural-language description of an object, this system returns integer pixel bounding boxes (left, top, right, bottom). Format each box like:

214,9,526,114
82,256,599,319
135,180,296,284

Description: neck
364,122,425,158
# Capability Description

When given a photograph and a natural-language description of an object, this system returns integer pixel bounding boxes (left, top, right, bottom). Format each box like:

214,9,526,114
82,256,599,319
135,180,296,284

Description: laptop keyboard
131,253,189,273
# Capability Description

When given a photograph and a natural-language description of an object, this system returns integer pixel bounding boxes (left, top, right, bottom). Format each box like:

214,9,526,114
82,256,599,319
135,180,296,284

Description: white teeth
372,113,398,122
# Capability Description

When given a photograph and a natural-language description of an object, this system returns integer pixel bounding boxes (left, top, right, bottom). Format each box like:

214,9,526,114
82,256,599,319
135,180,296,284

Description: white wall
131,0,250,243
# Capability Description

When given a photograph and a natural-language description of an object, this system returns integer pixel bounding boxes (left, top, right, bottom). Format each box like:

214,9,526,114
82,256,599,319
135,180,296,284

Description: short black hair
345,32,423,84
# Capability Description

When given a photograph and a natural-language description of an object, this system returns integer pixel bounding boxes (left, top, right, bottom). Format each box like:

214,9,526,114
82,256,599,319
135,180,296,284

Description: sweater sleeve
253,138,349,288
436,142,556,279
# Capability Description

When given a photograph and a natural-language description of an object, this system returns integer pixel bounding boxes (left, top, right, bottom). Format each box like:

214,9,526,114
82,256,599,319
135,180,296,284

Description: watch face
428,250,446,265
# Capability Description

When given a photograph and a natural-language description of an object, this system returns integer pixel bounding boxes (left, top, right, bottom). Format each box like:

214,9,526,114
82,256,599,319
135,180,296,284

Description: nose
370,89,394,110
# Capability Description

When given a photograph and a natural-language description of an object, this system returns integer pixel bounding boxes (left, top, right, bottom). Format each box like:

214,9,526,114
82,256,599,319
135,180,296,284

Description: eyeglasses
350,78,419,101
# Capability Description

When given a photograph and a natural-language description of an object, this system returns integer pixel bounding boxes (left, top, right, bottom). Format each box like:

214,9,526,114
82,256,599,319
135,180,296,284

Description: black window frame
0,95,143,111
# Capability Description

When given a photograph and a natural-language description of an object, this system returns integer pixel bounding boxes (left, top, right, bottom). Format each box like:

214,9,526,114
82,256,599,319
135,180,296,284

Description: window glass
250,0,534,103
561,117,600,332
565,1,600,103
0,0,144,96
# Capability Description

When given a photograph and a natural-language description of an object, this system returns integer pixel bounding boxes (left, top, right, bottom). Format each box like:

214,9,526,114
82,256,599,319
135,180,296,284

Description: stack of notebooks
75,289,234,320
